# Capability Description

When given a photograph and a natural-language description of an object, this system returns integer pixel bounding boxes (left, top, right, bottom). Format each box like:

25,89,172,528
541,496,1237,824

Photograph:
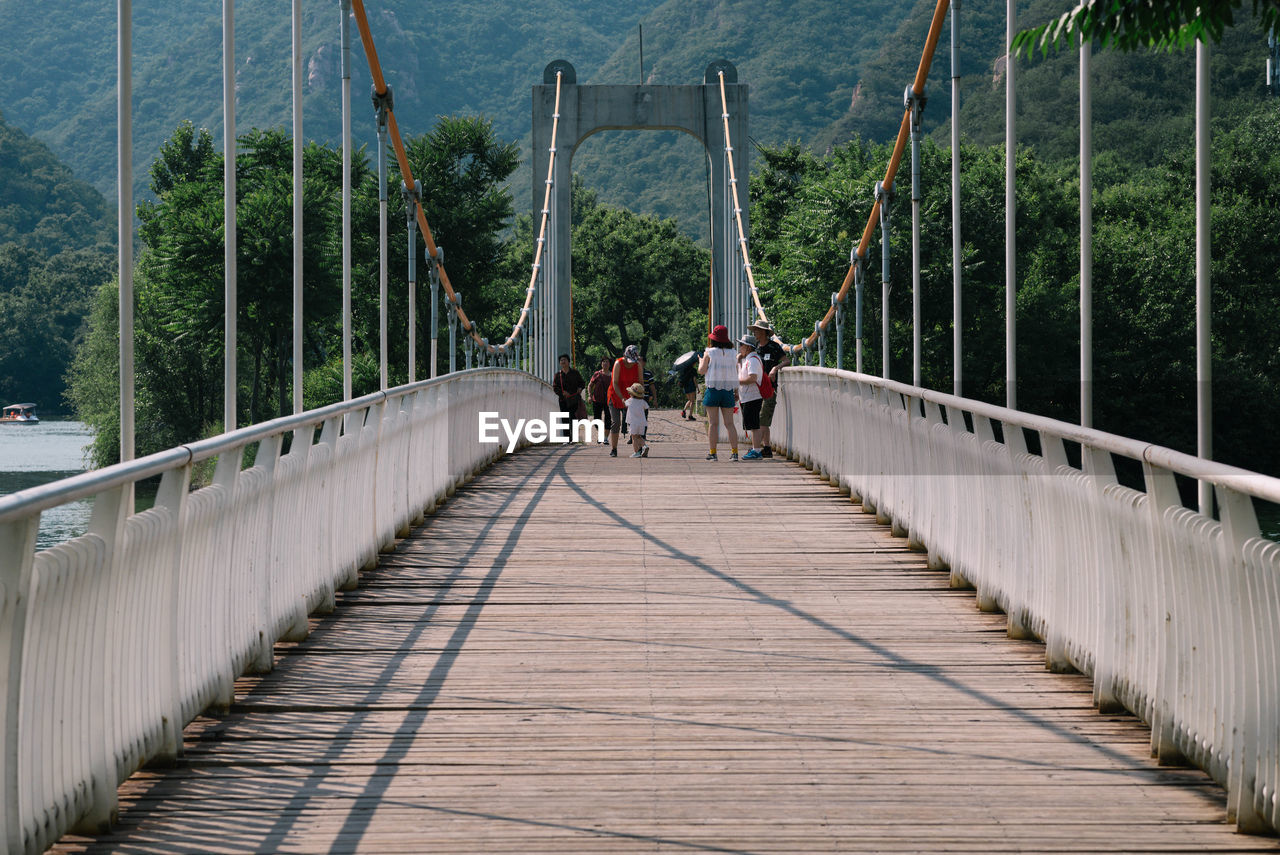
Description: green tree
749,98,1280,474
69,117,525,466
1016,0,1280,55
384,115,521,374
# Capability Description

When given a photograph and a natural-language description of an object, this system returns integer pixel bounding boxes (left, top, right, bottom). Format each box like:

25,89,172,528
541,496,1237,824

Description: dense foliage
1015,0,1280,54
751,98,1280,475
0,110,114,408
67,116,522,467
0,0,660,207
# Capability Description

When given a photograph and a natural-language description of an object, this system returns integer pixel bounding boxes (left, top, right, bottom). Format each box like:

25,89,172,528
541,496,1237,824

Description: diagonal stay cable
349,0,562,356
772,0,951,354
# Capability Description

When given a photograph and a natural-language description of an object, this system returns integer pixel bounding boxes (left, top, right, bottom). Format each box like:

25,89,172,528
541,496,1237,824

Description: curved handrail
0,370,552,526
0,368,558,853
791,365,1280,504
350,1,565,357
774,365,1280,834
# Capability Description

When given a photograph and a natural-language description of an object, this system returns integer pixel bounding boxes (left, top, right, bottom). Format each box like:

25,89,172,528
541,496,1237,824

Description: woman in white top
736,335,765,459
697,324,740,461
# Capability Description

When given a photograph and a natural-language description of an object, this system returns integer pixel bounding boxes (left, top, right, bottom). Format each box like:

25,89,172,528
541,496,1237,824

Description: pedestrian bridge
3,369,1279,853
8,0,1280,849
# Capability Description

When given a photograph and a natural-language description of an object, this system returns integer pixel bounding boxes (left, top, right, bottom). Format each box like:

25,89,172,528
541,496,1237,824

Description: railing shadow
69,442,1234,853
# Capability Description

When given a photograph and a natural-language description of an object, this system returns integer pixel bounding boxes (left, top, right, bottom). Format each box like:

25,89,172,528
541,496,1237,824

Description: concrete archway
531,60,749,376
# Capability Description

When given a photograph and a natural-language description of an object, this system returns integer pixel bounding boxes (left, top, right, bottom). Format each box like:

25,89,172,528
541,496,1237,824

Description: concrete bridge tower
531,60,749,375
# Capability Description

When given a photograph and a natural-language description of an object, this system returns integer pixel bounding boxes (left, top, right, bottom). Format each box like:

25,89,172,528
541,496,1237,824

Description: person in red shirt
606,344,643,457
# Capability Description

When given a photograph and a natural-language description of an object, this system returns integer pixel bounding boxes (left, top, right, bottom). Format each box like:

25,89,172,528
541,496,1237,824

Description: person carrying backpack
749,320,789,458
736,334,766,459
588,356,614,438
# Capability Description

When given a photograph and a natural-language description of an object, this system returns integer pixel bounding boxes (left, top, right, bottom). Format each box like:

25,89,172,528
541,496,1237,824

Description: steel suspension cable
715,71,769,335
350,0,560,358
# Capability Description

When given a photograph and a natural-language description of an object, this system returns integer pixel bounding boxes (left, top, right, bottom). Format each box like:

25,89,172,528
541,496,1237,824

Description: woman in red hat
697,325,740,461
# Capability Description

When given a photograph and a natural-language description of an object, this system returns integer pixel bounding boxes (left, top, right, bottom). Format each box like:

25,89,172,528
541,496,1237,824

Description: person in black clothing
642,367,659,403
749,321,789,458
677,351,700,420
552,353,585,440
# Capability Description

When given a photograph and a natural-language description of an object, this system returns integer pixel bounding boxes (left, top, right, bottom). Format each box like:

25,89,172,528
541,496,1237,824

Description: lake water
0,420,94,549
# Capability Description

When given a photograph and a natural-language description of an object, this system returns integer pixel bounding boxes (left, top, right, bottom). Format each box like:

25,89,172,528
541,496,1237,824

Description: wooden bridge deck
54,412,1280,853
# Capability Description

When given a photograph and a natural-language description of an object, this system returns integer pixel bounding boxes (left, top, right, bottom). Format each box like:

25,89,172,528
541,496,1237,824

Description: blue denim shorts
703,387,735,409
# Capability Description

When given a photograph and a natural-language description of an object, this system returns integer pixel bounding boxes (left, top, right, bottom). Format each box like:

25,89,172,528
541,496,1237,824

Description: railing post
0,514,39,853
1083,446,1123,713
76,483,132,834
922,400,948,570
1001,423,1035,640
210,447,242,709
1141,461,1186,764
1217,484,1267,833
250,436,288,669
1040,435,1075,673
154,463,192,761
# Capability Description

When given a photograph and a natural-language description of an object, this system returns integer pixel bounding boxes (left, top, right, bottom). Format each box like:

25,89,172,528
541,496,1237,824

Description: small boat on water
1,403,40,424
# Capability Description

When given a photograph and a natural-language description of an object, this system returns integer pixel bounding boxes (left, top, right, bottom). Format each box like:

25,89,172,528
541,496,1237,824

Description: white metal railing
774,366,1279,835
0,369,555,854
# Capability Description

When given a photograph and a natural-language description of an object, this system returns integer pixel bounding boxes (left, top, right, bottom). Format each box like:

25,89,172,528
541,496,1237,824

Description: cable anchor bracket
371,84,394,125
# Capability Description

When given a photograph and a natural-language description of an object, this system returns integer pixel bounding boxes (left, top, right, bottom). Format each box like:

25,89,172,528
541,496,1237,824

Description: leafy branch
1012,0,1280,56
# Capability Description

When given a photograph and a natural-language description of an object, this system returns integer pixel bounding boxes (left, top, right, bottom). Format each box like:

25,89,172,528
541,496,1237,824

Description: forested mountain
0,110,114,409
0,0,662,207
2,0,1273,240
0,0,906,232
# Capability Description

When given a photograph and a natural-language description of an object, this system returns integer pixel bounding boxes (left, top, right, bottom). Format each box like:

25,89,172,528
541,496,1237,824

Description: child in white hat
624,382,650,458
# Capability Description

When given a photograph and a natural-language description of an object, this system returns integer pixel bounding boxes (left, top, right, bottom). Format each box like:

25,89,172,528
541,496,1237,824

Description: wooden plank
51,413,1280,853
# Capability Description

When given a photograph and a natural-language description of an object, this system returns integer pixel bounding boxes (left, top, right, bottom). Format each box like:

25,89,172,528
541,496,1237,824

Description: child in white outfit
624,382,650,458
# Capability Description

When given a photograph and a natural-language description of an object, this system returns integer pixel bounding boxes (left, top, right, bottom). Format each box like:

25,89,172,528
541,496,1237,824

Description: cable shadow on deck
550,457,1231,801
64,445,1240,854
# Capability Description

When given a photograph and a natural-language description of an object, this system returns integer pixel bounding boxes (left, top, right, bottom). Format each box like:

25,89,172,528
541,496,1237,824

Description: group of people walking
697,321,787,461
552,320,788,462
555,344,652,458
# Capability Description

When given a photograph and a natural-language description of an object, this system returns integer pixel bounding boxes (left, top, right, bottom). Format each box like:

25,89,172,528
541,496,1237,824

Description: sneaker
743,449,763,460
609,448,617,457
729,451,740,462
630,450,643,458
761,446,773,458
641,445,649,458
680,410,687,419
705,451,717,461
